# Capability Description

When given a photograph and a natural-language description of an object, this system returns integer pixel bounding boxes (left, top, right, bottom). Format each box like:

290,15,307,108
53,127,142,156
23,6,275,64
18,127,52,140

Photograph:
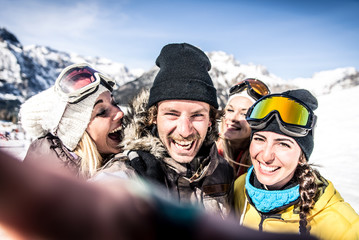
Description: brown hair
295,153,319,236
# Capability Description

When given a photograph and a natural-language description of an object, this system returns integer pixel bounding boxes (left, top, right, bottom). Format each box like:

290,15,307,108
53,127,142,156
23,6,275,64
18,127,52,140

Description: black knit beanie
147,43,218,109
251,89,318,161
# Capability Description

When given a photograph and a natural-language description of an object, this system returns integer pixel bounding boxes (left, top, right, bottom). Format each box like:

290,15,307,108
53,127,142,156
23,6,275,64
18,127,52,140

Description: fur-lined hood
121,89,219,159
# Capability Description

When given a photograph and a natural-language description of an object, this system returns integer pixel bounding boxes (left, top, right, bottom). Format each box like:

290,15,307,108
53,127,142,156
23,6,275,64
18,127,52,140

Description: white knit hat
227,90,256,104
20,84,109,151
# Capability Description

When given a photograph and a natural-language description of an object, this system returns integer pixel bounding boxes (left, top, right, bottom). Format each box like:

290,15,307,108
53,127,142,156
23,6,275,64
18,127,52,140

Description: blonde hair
218,116,251,170
74,131,102,178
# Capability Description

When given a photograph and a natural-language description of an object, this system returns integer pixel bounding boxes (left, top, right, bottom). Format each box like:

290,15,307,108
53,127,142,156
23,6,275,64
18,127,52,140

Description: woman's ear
299,152,306,165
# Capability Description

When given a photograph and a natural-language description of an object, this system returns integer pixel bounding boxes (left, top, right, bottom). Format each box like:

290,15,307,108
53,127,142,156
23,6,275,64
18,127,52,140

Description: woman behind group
233,89,359,239
217,78,270,178
20,63,126,179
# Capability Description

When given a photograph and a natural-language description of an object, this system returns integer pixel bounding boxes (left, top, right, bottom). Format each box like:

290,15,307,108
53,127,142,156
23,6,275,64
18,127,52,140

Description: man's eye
165,112,178,116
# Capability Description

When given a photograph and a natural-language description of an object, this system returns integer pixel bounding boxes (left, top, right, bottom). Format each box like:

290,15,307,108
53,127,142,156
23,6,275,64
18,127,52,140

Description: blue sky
1,0,358,80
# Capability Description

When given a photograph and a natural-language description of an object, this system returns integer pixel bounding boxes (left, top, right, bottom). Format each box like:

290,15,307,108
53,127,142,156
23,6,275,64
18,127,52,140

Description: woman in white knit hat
216,78,270,179
19,63,125,178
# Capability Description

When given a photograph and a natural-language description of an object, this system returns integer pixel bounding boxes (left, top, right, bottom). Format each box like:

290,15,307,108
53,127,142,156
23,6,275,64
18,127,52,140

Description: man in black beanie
122,43,234,217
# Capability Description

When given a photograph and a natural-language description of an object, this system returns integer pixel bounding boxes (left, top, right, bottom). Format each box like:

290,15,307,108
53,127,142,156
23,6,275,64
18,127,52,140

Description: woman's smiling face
222,96,253,141
250,131,302,190
86,91,124,155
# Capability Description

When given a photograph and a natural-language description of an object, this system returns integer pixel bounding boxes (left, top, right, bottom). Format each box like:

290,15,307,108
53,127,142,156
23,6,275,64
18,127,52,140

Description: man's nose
177,116,193,138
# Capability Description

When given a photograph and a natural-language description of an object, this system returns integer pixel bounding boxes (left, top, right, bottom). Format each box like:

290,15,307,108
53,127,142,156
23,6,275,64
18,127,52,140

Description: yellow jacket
234,173,359,240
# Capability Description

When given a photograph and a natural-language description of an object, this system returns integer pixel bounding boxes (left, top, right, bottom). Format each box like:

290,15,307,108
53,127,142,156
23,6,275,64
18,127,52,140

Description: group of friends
0,42,358,239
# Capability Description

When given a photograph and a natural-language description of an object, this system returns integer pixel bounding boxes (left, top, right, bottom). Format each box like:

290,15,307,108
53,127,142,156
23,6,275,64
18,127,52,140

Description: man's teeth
110,126,122,134
174,140,193,150
260,162,279,172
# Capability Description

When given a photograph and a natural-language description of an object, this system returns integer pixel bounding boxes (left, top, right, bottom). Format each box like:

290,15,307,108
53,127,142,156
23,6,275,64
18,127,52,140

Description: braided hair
295,153,319,236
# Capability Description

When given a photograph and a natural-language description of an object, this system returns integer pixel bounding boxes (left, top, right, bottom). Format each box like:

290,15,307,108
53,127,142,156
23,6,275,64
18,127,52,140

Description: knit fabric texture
251,89,318,160
148,43,218,109
227,90,256,104
245,166,300,213
20,84,109,151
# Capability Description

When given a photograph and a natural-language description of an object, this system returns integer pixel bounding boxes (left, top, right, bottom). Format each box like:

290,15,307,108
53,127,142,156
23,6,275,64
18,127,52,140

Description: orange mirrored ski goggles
246,94,317,137
229,78,270,100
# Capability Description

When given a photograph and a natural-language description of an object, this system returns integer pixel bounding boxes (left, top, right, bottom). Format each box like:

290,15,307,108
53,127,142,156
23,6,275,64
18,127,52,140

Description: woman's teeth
260,162,280,172
110,126,122,134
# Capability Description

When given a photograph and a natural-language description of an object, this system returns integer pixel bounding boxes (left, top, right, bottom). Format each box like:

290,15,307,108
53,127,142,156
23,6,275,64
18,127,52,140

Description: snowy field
0,86,358,214
310,86,359,214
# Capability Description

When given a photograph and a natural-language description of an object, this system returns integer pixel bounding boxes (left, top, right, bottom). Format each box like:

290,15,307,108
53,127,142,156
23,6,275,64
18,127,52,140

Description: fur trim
121,89,219,159
122,89,167,159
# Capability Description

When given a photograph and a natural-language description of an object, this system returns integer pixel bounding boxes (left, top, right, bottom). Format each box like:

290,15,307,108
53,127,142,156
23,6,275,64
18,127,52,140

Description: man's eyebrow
161,107,180,112
192,109,207,114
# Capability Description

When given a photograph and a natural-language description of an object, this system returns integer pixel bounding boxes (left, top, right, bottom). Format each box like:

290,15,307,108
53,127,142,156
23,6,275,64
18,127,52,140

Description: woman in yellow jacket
233,89,359,239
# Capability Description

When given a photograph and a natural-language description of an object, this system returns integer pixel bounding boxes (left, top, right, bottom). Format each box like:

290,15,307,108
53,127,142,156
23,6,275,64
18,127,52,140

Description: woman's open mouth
108,126,123,142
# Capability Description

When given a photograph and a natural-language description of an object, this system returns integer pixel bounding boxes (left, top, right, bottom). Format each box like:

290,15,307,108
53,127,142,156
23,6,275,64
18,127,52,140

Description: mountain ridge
1,27,358,121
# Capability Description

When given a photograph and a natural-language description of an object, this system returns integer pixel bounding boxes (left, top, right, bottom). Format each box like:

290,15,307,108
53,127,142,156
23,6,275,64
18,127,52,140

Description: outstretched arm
0,150,316,240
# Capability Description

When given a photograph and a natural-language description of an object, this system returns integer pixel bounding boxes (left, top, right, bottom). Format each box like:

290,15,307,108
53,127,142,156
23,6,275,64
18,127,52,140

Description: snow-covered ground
310,86,359,214
0,86,358,214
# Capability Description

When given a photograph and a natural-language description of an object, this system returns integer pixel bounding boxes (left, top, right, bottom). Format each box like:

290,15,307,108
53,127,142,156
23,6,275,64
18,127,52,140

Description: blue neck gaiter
245,166,300,213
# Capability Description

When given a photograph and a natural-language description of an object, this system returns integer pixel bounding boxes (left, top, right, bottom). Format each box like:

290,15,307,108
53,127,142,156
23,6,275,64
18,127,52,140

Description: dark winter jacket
24,133,81,176
121,90,235,217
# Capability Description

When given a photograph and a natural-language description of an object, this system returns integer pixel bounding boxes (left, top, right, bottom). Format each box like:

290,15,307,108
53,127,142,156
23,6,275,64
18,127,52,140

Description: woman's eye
96,109,107,117
253,137,264,142
279,142,291,148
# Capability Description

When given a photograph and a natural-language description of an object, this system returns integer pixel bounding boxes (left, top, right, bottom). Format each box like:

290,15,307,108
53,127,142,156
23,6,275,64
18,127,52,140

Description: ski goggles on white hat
229,78,270,101
246,94,317,137
54,63,115,103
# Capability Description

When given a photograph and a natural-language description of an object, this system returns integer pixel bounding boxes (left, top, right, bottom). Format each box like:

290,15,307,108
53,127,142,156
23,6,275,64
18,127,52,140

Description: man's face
155,100,212,163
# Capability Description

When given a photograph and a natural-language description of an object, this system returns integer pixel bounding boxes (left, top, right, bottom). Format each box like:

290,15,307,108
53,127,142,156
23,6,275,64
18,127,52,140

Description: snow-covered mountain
289,67,359,96
114,50,359,108
0,27,143,121
1,27,359,119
